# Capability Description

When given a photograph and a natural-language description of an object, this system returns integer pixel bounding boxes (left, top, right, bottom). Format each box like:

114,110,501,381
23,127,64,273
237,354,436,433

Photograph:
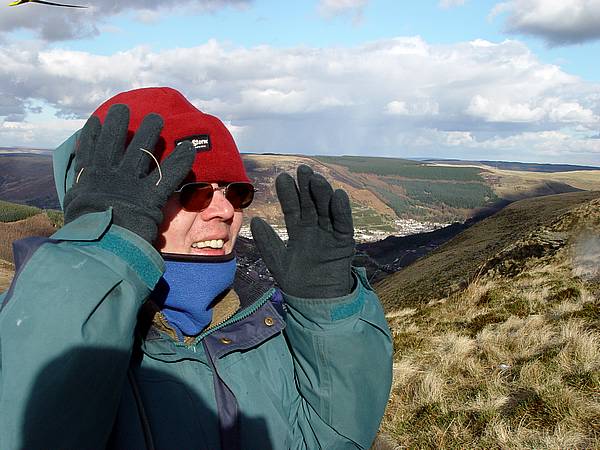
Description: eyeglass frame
173,181,257,212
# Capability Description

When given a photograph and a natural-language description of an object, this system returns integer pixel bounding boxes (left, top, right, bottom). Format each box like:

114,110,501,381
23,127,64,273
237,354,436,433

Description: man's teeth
191,239,224,249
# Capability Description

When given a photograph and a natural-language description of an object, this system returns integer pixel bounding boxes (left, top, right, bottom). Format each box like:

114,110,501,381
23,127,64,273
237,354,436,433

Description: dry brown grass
0,213,57,264
379,200,600,449
0,259,14,292
434,162,600,194
493,169,600,193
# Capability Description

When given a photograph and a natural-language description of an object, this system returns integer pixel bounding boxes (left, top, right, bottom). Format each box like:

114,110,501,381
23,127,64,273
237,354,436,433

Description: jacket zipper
172,288,275,349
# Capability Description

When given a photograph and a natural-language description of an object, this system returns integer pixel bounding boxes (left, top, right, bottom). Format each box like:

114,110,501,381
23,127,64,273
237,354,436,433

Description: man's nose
201,186,235,221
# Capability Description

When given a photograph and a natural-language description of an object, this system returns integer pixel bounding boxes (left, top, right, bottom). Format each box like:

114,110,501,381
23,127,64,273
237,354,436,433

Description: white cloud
1,37,599,164
467,95,544,122
221,119,247,142
386,101,409,115
467,94,599,124
0,0,251,41
491,0,600,45
478,130,600,159
444,131,475,146
318,0,369,22
439,0,467,9
1,116,85,148
425,128,600,163
545,98,598,124
135,9,163,24
386,100,440,116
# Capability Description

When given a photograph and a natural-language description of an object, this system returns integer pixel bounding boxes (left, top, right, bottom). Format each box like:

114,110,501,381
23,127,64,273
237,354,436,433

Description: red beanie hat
92,87,250,184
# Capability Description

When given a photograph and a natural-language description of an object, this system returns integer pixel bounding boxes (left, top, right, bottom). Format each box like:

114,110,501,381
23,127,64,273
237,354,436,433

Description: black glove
64,104,195,244
251,165,356,298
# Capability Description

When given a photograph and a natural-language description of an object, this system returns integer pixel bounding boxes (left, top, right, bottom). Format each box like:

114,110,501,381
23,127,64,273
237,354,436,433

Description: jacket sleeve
282,267,393,449
0,210,164,450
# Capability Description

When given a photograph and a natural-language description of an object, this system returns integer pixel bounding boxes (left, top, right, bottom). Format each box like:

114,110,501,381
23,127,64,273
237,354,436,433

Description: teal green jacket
0,209,393,449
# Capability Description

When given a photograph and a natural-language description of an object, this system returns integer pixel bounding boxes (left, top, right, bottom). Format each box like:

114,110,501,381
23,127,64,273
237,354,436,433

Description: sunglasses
175,182,256,212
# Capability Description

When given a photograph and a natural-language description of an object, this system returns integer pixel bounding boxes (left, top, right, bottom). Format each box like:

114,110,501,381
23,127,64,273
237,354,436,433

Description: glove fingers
94,104,130,168
75,115,101,173
153,141,195,197
250,217,286,279
309,173,334,232
330,189,354,239
297,165,317,224
122,113,164,177
275,172,301,232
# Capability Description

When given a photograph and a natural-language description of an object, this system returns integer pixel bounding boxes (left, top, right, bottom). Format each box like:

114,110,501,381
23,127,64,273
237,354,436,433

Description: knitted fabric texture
153,256,237,340
92,87,250,184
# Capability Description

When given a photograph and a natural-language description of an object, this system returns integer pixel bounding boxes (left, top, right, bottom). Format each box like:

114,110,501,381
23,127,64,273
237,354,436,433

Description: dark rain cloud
494,0,600,46
0,93,26,117
0,0,251,41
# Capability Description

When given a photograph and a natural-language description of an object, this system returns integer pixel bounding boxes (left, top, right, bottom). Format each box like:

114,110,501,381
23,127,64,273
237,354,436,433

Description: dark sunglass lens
180,183,213,211
226,183,255,209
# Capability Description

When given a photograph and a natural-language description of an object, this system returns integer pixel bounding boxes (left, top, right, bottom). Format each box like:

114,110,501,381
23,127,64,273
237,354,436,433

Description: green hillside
314,155,506,222
389,179,496,209
315,155,484,181
0,200,41,222
0,200,63,268
0,199,63,227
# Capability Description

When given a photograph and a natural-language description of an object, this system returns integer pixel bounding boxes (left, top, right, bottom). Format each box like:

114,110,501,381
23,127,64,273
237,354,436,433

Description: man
0,87,392,449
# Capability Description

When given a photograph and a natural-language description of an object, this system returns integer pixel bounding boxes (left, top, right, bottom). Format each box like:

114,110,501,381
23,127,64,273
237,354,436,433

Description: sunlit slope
489,168,600,195
0,259,13,293
0,200,62,291
375,190,600,309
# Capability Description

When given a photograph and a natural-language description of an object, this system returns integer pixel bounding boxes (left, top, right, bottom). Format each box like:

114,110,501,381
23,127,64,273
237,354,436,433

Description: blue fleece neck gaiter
153,255,237,341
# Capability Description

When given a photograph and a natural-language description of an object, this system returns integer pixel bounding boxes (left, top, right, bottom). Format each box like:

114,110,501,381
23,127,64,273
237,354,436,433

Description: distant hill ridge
2,152,599,232
0,147,52,155
423,158,600,173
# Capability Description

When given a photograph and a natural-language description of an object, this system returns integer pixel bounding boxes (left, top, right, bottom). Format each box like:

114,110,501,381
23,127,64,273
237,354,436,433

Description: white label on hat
175,134,211,152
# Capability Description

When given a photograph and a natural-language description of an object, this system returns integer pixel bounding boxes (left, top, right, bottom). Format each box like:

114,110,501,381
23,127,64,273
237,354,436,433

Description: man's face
156,183,243,256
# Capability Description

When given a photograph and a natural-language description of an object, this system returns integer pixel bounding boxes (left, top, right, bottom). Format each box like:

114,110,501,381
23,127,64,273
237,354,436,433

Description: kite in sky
8,0,87,7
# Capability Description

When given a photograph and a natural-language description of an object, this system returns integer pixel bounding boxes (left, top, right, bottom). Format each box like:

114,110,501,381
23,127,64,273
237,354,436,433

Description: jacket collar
143,288,241,346
137,289,284,363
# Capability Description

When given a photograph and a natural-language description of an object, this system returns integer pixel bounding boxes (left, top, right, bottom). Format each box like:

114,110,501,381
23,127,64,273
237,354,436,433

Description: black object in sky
9,0,87,8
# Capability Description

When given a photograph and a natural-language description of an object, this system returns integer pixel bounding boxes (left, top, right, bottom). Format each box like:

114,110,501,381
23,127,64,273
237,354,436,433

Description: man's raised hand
251,165,355,298
64,104,195,244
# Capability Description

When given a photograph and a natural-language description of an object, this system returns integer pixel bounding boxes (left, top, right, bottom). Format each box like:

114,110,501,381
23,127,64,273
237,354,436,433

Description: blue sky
1,0,600,164
55,1,600,82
